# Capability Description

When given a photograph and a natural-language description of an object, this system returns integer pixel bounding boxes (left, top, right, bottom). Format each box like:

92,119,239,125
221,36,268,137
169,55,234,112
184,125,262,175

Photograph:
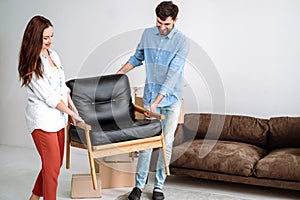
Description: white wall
1,0,300,148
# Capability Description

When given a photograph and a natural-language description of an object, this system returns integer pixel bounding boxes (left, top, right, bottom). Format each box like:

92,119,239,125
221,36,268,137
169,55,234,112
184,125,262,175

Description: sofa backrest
183,113,269,148
268,116,300,150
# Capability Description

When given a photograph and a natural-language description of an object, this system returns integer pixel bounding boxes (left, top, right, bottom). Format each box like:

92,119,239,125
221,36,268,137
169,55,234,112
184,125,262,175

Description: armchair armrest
75,121,92,131
134,104,165,120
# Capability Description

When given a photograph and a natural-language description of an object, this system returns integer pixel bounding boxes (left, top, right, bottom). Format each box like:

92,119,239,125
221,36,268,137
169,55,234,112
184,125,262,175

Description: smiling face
156,16,177,36
42,26,54,52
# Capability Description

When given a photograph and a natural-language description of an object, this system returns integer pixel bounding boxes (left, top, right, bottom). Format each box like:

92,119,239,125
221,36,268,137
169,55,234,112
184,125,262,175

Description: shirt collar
155,26,177,39
40,49,53,59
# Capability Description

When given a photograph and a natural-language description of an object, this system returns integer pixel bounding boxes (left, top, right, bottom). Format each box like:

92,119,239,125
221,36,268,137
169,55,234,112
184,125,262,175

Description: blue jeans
135,100,181,189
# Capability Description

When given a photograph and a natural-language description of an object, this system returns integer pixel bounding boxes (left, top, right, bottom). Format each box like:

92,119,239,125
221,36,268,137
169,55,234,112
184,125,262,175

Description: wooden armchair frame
66,104,170,190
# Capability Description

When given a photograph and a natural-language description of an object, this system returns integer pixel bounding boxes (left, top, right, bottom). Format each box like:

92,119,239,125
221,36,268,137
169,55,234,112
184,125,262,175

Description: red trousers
31,128,65,200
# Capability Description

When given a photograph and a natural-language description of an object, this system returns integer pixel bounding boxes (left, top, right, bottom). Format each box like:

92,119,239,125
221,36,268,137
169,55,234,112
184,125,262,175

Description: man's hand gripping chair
65,74,170,190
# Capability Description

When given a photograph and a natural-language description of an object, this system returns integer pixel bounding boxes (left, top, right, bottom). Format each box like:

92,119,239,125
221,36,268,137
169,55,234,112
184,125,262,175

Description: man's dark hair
155,1,179,21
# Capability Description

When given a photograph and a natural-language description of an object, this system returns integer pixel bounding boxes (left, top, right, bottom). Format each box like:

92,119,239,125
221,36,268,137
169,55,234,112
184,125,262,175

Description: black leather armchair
65,74,169,190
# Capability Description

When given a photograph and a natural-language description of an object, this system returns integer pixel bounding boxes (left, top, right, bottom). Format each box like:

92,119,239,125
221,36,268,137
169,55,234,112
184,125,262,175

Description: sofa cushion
254,148,300,181
183,113,268,148
171,139,266,176
268,117,300,150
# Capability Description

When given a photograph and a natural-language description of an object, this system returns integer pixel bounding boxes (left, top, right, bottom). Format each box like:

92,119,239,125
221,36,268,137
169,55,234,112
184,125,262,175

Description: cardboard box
95,154,137,189
71,173,101,198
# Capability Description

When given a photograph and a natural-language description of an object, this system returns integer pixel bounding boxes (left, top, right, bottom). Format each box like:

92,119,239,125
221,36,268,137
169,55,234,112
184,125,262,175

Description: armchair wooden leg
66,144,71,169
161,134,170,176
88,151,98,190
85,129,98,190
66,123,71,169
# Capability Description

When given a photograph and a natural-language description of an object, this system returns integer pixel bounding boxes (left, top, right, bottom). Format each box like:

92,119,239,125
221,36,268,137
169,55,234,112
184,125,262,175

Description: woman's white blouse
25,49,70,134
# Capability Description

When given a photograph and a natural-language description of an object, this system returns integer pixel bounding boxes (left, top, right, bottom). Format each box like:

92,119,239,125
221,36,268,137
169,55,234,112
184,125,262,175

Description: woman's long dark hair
18,15,53,87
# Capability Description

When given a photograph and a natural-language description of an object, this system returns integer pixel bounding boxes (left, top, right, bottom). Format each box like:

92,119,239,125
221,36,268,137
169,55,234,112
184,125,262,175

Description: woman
18,15,82,200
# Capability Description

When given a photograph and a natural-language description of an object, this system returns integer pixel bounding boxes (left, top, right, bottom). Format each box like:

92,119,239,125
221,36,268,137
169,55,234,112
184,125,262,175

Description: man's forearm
117,61,134,74
150,93,164,113
153,93,164,105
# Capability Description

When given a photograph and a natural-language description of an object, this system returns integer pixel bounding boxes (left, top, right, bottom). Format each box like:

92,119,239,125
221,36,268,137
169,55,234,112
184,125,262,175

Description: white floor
0,144,299,200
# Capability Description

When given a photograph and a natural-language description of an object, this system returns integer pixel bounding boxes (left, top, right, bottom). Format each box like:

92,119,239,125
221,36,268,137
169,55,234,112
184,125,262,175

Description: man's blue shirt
128,26,190,107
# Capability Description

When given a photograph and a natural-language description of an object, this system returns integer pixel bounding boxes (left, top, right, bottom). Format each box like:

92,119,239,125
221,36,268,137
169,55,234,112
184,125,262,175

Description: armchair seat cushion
70,118,162,146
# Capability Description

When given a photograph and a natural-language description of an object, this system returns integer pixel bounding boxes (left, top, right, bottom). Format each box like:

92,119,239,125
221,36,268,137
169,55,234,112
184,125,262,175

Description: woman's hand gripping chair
65,74,170,190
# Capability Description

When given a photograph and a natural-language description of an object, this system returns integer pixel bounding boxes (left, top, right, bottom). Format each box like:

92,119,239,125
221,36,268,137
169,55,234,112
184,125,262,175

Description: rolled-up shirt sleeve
28,74,61,108
128,31,146,67
128,43,144,67
63,83,71,94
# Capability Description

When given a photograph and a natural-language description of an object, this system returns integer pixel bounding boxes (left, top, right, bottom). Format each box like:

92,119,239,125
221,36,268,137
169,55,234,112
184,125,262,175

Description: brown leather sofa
170,113,300,191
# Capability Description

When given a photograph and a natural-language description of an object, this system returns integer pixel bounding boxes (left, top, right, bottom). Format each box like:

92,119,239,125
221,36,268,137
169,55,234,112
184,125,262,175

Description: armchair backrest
66,74,135,131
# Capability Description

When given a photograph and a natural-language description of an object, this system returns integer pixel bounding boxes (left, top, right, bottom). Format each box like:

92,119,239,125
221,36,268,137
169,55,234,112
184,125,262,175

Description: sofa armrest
173,122,198,147
173,124,186,146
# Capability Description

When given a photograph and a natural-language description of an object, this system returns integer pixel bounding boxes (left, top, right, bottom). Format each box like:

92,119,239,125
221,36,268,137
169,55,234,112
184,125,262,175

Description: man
117,1,189,200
